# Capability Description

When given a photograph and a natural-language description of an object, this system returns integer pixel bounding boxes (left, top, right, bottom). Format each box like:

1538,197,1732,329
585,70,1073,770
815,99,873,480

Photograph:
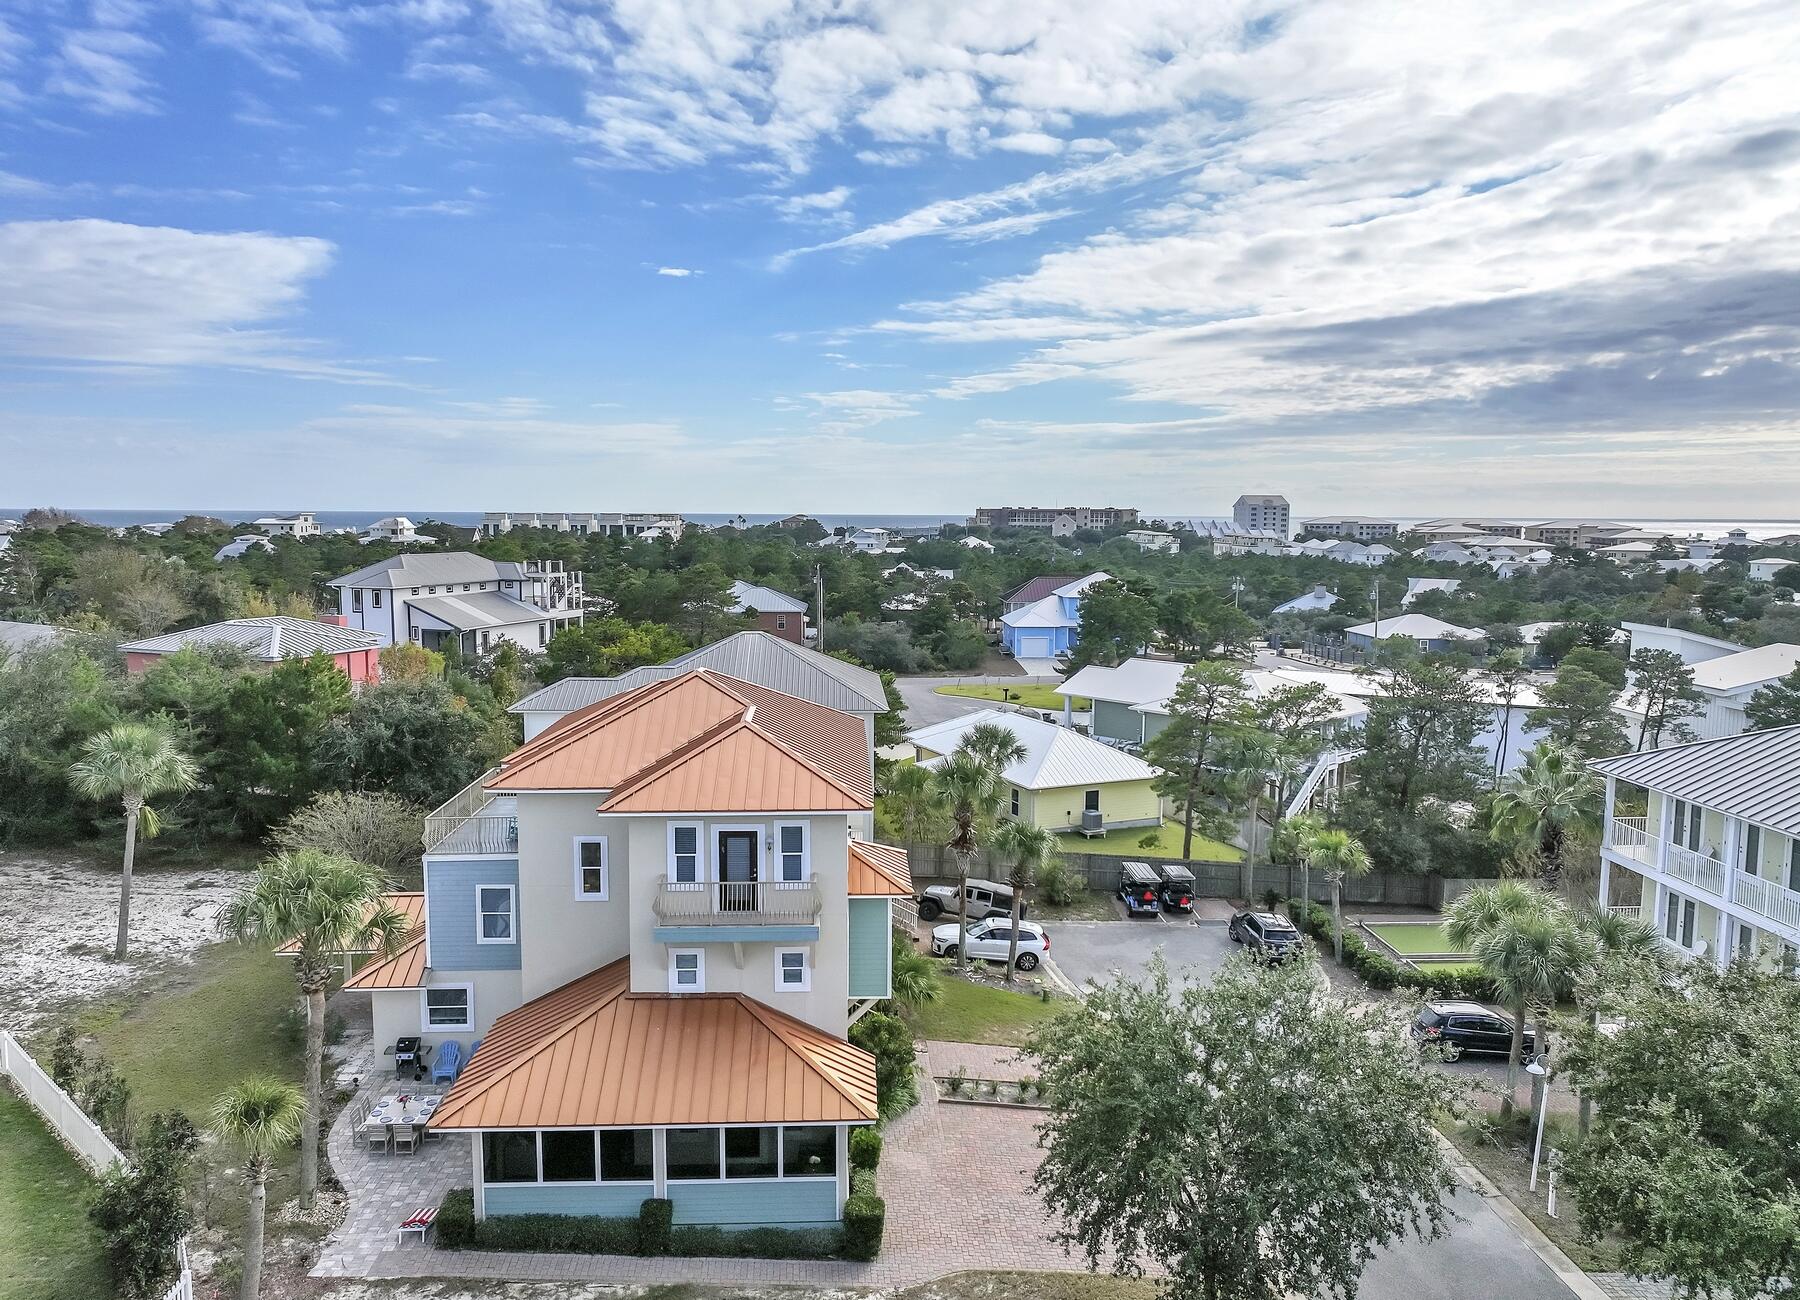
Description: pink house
120,615,382,686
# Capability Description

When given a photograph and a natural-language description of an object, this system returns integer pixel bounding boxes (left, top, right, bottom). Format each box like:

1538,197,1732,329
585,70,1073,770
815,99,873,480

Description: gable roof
120,616,381,660
1056,657,1190,706
908,708,1159,789
1345,613,1485,641
729,580,808,614
1001,594,1079,629
508,631,887,718
327,551,537,590
489,669,872,809
1590,726,1800,836
427,959,878,1129
848,840,913,896
407,590,548,631
1052,572,1111,598
1686,643,1800,694
1003,575,1079,606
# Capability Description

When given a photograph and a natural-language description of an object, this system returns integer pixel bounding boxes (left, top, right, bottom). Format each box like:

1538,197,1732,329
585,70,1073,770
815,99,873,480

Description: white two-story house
343,667,909,1229
1593,725,1800,971
328,552,584,654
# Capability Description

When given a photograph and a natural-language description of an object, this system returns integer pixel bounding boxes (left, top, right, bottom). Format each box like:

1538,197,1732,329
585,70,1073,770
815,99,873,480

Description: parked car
1227,909,1302,960
1118,861,1163,916
929,917,1050,970
1411,1001,1537,1062
916,878,1023,923
1158,864,1196,913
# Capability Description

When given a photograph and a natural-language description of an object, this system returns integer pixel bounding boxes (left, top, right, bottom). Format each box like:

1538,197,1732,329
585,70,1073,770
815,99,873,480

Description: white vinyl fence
1,1031,194,1300
0,1029,126,1171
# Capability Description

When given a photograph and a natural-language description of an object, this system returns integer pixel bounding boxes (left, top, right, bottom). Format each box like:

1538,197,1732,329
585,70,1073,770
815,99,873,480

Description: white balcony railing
1606,905,1642,921
1607,816,1653,863
1666,843,1727,896
422,769,521,855
652,880,823,926
1733,871,1800,933
1608,818,1729,899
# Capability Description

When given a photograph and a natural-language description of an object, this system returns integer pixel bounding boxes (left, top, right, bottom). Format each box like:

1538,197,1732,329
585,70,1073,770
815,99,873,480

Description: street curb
1434,1130,1611,1300
1041,955,1082,998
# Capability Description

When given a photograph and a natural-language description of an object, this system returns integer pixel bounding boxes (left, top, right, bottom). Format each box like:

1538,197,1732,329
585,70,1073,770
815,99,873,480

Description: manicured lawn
0,1086,112,1300
935,684,1090,710
908,970,1069,1047
1362,920,1466,958
1064,822,1242,862
1412,960,1482,976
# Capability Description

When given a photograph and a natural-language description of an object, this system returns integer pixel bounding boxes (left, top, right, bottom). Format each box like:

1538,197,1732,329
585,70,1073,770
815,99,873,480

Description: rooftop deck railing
422,767,501,850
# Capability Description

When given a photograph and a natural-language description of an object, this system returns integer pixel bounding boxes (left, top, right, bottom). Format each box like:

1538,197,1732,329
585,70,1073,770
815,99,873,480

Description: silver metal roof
1590,725,1800,836
118,616,380,660
407,590,548,631
327,552,528,589
0,620,67,653
510,630,887,716
729,580,808,614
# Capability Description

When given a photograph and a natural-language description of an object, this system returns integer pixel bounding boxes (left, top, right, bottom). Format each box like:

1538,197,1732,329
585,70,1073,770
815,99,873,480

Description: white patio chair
391,1124,418,1155
362,1124,390,1154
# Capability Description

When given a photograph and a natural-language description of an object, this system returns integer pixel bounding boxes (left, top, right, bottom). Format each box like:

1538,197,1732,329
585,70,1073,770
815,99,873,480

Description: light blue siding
668,1180,840,1227
484,1183,648,1217
652,925,821,945
846,899,890,999
425,858,521,971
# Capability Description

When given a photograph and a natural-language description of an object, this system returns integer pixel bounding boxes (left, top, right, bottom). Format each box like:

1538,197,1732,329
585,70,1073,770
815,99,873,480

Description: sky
1,0,1798,518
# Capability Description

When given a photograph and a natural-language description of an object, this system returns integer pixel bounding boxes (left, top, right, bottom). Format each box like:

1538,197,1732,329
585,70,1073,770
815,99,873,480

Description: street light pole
1231,577,1246,609
1526,1052,1552,1191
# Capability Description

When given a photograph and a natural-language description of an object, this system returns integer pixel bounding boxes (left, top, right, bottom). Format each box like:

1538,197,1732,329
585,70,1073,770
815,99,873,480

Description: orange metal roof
848,841,913,897
277,892,424,956
429,960,878,1130
486,669,873,811
343,930,427,990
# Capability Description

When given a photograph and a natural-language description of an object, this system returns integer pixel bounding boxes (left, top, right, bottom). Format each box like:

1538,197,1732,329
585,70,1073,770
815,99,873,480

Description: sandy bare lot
0,849,246,1034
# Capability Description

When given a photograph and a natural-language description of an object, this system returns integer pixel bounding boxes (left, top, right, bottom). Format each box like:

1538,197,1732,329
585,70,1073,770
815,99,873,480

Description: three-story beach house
328,552,584,654
1593,726,1800,971
343,667,908,1228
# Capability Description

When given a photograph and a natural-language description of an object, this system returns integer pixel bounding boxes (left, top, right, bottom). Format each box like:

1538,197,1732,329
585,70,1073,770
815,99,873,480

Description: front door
718,831,758,912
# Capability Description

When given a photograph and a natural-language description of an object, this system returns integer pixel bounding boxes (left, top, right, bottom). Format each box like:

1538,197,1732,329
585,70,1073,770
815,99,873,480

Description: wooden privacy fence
900,842,1479,910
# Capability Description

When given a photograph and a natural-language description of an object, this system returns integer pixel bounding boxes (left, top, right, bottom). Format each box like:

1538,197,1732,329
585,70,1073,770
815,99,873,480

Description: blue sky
2,0,1798,517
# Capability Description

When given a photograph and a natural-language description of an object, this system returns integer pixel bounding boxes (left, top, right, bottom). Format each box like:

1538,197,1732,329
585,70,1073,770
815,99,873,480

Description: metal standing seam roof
1056,658,1191,706
1002,575,1080,607
427,960,879,1129
848,841,913,896
119,615,381,659
284,892,427,991
908,708,1159,789
489,669,873,809
406,590,551,632
1343,613,1485,640
729,580,808,614
327,552,514,589
1590,725,1800,837
1001,595,1079,630
508,631,888,717
1686,643,1800,693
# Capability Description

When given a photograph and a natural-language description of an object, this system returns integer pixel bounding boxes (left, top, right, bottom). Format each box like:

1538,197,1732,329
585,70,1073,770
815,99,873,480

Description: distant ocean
6,508,1800,540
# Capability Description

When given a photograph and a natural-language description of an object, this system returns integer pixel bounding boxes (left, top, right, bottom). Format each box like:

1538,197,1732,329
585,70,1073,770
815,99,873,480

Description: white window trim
774,947,811,992
775,614,787,630
475,883,517,945
668,948,705,993
421,982,475,1033
774,821,811,883
572,837,609,901
668,821,705,885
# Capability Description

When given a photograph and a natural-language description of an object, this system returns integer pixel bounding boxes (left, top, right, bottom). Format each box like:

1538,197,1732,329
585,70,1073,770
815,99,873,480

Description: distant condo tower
480,511,685,541
1233,494,1291,540
969,505,1139,537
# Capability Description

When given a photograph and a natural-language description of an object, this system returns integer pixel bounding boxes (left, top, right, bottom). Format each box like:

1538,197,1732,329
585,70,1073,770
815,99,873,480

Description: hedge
1291,901,1497,1002
434,1189,876,1260
849,1126,882,1171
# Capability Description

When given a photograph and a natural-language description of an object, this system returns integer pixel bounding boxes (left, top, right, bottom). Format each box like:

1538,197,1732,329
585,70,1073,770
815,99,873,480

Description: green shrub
1292,901,1498,1001
669,1225,841,1260
850,1167,878,1200
849,1126,882,1171
850,1011,919,1118
636,1198,672,1256
457,1211,640,1254
88,1110,198,1299
435,1189,476,1248
842,1189,886,1262
1036,854,1082,907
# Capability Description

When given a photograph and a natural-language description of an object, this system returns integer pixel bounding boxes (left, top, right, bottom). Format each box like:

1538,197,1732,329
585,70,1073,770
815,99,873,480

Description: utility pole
814,564,826,652
1231,577,1245,609
1370,579,1381,640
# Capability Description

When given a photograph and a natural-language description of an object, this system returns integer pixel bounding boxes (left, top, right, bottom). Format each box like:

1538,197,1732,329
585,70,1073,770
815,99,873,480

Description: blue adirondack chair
430,1039,464,1085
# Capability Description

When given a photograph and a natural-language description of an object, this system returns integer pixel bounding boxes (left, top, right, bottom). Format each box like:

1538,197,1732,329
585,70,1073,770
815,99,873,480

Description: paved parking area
1046,913,1239,991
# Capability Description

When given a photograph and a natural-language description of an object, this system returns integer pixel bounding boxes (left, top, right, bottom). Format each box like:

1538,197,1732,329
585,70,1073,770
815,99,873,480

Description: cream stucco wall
513,792,636,1002
624,814,852,1038
369,968,522,1057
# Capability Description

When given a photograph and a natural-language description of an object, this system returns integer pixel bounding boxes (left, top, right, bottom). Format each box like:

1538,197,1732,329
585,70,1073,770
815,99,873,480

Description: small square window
669,949,704,993
776,949,810,991
542,1130,597,1182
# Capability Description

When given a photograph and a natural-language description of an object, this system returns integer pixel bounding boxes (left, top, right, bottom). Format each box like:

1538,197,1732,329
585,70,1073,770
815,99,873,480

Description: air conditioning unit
1081,808,1103,833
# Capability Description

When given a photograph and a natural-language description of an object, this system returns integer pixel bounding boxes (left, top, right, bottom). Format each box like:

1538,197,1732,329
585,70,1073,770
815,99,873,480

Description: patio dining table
365,1092,443,1129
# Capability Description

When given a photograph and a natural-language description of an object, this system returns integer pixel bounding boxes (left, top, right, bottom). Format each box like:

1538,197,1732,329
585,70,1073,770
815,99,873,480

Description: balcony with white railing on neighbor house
1606,816,1727,896
1733,869,1800,932
422,768,518,856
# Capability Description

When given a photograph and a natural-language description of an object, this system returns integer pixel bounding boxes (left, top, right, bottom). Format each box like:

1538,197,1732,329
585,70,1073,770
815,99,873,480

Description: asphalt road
894,673,1064,730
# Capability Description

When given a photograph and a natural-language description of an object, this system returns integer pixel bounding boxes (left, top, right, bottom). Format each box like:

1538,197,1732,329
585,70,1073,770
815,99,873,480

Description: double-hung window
669,823,701,884
775,823,808,882
775,948,810,991
573,837,608,900
476,885,516,944
351,588,363,612
669,949,704,993
423,984,473,1032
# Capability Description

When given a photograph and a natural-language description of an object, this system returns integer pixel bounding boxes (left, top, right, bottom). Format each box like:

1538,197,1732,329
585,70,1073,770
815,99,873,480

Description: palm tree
934,723,1026,973
1271,811,1326,921
70,722,202,959
211,1078,305,1300
883,763,946,842
1306,828,1373,961
1216,732,1279,900
991,819,1058,983
888,928,941,1009
1488,742,1600,890
218,850,409,1207
1445,882,1581,1115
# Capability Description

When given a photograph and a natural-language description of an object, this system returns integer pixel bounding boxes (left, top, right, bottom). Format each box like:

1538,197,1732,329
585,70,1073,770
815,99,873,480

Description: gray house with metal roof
327,552,584,654
1592,725,1800,971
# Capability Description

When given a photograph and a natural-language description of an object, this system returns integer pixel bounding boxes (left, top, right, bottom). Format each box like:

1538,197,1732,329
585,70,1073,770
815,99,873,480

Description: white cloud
779,388,918,433
656,265,698,277
0,218,374,379
46,26,161,114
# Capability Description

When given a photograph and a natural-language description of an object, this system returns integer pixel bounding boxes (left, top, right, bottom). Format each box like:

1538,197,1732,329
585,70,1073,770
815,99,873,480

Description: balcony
1606,818,1726,895
422,769,518,856
651,880,822,927
1733,870,1800,933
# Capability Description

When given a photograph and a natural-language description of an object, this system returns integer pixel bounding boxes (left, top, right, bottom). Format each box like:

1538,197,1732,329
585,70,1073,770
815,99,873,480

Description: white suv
930,918,1050,970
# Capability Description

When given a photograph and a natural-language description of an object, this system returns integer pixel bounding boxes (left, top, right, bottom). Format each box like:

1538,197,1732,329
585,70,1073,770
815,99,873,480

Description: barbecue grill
392,1037,427,1081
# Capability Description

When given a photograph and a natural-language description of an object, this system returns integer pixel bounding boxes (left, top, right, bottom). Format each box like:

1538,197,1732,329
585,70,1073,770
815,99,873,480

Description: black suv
1411,1002,1537,1062
1227,910,1302,960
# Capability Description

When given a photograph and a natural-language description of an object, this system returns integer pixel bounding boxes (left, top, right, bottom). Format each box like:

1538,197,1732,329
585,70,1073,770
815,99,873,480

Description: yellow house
907,708,1164,834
